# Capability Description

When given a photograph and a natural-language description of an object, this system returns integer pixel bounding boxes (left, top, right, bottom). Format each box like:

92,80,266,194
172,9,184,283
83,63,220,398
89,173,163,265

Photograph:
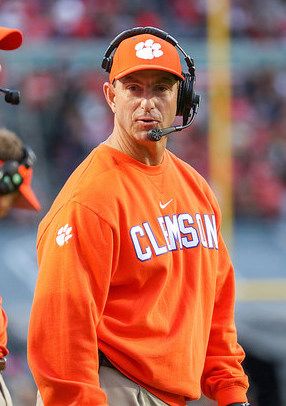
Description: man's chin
133,129,152,142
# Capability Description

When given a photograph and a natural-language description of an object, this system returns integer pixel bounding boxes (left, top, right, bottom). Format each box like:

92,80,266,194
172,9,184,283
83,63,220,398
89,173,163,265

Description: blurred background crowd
0,0,286,40
0,0,285,218
0,0,286,405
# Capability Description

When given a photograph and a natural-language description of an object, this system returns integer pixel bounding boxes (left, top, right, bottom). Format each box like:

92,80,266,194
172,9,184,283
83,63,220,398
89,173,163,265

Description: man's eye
126,85,140,91
155,86,169,92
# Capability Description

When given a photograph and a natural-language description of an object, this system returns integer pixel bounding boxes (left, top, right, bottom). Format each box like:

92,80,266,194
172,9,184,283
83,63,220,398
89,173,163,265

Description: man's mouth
137,117,158,122
136,117,160,128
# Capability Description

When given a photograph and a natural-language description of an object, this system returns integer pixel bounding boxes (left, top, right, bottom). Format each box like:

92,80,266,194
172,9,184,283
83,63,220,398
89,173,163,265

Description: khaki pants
36,367,217,405
99,366,167,405
0,375,12,406
36,366,167,405
99,369,217,405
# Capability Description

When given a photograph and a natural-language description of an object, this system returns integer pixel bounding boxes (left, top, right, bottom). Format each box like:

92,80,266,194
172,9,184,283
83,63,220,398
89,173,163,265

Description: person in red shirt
0,127,41,405
28,27,250,406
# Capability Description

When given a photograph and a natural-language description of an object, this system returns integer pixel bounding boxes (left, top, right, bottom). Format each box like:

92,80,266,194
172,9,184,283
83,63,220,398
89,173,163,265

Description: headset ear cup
176,81,184,117
176,73,195,125
101,56,113,73
0,161,23,195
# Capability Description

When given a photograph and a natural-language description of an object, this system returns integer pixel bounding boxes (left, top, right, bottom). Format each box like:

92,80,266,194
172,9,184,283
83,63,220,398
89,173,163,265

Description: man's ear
103,82,116,113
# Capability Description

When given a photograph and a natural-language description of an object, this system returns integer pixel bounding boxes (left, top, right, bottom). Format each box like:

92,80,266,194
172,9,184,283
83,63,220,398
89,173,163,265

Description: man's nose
140,94,155,111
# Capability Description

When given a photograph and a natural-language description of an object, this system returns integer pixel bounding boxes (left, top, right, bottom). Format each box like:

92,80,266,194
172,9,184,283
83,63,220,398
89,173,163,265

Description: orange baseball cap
109,33,184,83
0,26,23,50
0,160,41,211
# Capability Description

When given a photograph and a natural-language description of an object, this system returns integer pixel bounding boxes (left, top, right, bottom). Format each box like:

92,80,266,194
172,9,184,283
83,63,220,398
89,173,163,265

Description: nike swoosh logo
159,199,173,209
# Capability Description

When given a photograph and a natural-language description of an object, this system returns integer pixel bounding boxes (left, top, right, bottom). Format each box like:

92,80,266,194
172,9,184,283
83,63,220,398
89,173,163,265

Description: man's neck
104,131,166,166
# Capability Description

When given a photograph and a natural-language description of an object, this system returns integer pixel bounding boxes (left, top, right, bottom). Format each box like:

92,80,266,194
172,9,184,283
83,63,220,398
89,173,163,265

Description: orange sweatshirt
28,145,249,406
0,297,8,358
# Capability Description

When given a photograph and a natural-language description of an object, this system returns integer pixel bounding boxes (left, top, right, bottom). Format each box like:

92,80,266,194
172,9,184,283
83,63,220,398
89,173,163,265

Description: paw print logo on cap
56,224,73,247
135,39,164,60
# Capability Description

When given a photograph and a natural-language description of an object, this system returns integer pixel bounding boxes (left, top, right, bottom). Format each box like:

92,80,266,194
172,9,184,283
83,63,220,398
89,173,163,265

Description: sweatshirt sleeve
0,297,8,358
28,201,115,405
201,234,249,406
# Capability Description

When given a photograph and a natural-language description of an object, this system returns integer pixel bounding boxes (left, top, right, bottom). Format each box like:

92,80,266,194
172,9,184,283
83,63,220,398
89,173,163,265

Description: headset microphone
148,94,201,142
0,87,20,105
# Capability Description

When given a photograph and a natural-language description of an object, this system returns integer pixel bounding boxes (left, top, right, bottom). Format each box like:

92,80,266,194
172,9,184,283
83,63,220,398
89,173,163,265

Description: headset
102,26,201,141
0,146,36,195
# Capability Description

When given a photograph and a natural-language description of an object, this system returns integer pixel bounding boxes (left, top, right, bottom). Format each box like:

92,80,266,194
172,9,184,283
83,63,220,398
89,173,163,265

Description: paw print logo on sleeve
135,39,164,60
56,224,73,247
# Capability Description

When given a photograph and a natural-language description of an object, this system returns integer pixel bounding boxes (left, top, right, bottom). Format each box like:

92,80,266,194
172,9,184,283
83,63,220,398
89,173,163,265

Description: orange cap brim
15,184,41,211
114,64,184,81
0,26,23,50
13,167,41,211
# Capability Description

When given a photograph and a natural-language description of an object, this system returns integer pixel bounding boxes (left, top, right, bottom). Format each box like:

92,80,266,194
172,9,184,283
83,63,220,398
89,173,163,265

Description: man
28,27,250,406
0,127,41,405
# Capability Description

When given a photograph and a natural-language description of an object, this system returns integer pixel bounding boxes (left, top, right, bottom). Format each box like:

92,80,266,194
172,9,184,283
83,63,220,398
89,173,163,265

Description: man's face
104,70,179,143
0,191,19,218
